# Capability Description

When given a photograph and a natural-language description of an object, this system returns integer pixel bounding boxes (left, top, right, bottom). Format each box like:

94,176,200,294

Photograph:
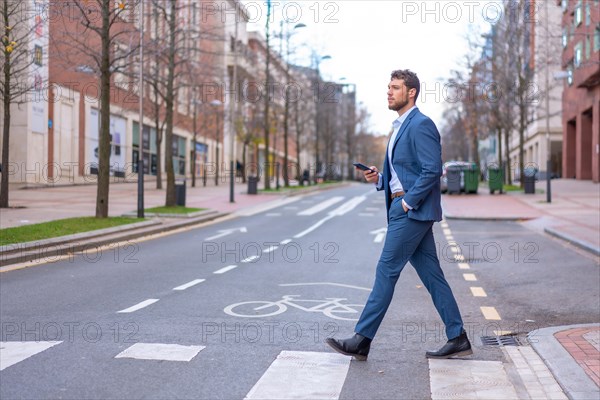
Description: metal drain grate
480,335,522,346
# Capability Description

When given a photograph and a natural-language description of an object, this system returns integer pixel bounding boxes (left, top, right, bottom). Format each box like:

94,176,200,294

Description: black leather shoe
426,331,473,359
325,334,371,361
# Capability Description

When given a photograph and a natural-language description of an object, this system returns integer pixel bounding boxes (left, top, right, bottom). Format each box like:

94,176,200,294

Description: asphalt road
1,184,598,399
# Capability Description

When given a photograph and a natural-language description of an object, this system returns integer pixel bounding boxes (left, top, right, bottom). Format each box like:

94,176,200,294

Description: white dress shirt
378,106,417,209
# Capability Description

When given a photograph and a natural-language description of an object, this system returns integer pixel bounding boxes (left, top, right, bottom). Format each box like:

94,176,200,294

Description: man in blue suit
326,70,472,360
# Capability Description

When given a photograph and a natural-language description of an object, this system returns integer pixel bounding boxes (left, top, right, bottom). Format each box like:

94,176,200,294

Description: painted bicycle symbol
224,295,365,321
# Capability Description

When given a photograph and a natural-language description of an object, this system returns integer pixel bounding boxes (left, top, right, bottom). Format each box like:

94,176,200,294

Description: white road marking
0,341,62,371
458,263,470,270
370,227,387,243
173,279,206,291
235,197,301,217
470,286,487,297
244,351,351,400
358,213,374,217
494,330,513,335
455,254,465,261
298,196,344,216
214,265,238,274
117,299,159,313
206,227,247,241
242,255,260,263
429,359,519,400
115,343,205,362
463,273,477,281
445,235,454,241
279,282,371,291
263,246,278,253
443,228,452,236
266,213,281,217
481,306,502,320
294,196,367,238
280,239,292,245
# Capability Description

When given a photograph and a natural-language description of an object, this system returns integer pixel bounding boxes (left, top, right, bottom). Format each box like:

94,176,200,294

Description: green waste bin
488,168,503,194
464,168,479,194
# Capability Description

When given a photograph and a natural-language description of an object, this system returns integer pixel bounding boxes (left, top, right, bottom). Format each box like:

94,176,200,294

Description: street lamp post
544,0,552,203
137,0,145,218
211,99,222,186
314,53,331,183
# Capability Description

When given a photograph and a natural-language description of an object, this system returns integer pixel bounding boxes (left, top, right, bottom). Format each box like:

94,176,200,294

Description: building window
574,42,582,68
561,0,568,13
172,135,186,176
133,122,158,175
562,28,568,48
585,3,591,26
574,0,582,26
567,63,573,86
595,24,600,52
586,36,591,60
33,45,43,66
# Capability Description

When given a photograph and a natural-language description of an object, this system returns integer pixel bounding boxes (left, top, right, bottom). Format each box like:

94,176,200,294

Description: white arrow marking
206,227,247,241
370,227,387,243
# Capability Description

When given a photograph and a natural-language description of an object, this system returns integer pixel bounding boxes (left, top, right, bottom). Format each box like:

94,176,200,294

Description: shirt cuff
402,199,413,210
376,174,383,190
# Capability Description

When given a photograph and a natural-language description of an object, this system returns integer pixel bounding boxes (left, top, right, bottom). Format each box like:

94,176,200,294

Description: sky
242,0,500,136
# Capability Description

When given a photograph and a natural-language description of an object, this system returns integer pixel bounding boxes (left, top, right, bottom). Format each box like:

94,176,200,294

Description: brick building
559,0,600,182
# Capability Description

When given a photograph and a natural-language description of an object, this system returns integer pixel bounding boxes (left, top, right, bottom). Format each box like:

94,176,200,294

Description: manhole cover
481,335,522,346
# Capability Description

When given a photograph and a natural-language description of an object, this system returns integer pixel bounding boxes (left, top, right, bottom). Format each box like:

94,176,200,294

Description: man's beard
388,97,408,111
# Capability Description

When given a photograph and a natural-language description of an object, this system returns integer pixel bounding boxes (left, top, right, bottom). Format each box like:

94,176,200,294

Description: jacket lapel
390,108,418,160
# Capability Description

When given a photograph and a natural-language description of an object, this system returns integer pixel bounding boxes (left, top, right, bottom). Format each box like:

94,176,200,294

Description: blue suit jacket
380,108,443,222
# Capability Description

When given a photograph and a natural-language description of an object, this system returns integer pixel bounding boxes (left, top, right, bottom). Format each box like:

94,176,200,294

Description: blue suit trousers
355,197,464,341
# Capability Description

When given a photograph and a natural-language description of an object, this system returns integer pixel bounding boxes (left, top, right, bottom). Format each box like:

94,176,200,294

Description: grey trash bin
524,168,536,194
175,180,186,206
247,176,258,195
446,166,462,194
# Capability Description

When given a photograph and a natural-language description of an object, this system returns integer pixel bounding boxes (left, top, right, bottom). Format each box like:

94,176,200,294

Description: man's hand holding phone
353,162,379,183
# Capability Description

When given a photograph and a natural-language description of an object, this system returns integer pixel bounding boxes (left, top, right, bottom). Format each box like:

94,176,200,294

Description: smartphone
353,162,375,173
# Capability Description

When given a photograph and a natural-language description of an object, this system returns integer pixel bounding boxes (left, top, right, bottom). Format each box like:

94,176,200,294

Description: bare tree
52,0,140,217
1,0,44,207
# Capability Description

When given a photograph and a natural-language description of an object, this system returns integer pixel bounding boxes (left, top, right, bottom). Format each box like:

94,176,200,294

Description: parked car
440,161,476,194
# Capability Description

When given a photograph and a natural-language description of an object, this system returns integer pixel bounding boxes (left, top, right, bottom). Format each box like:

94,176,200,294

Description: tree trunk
263,11,271,190
164,0,176,206
95,2,112,218
153,96,162,189
1,0,11,208
504,126,512,185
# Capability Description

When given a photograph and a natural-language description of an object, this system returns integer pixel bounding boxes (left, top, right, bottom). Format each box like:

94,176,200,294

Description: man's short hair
390,69,420,101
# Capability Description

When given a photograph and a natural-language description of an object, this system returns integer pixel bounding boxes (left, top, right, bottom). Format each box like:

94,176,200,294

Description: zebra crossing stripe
244,351,350,400
0,341,62,371
115,343,205,362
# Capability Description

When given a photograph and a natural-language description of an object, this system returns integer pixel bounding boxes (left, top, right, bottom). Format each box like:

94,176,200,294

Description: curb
0,210,227,268
443,213,535,221
0,220,161,255
121,209,215,218
528,324,600,400
544,227,600,257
